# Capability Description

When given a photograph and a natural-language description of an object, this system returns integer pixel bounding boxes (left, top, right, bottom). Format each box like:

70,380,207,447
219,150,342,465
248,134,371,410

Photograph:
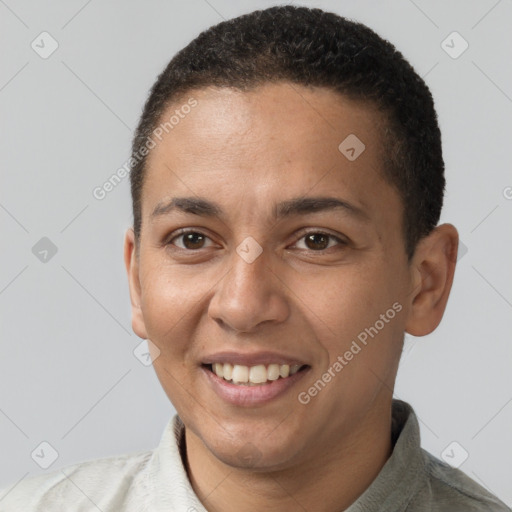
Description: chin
201,422,306,471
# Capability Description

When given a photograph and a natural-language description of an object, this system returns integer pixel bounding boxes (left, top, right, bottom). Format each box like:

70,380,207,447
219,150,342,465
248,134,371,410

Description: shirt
0,399,509,511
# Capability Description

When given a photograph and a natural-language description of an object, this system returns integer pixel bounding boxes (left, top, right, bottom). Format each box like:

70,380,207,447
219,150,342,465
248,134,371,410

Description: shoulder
419,448,510,511
0,449,153,511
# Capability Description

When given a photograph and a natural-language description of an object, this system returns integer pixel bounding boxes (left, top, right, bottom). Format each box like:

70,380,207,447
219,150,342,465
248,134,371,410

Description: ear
124,228,148,339
405,223,459,336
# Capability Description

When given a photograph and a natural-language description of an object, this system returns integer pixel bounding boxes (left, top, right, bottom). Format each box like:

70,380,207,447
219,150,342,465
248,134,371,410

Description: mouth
200,362,311,406
202,362,310,385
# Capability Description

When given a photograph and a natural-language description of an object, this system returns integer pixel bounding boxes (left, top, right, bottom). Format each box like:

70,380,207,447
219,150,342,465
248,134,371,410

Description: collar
143,399,422,511
345,399,425,511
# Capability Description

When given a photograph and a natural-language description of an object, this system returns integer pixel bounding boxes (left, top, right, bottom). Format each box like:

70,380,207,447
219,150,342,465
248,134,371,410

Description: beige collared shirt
0,399,509,511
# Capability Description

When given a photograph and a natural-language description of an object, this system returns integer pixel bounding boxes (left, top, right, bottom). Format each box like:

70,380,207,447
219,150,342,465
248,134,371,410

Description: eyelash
165,228,347,252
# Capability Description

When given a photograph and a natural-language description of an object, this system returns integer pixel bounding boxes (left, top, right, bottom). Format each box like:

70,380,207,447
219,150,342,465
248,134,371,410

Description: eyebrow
150,196,369,222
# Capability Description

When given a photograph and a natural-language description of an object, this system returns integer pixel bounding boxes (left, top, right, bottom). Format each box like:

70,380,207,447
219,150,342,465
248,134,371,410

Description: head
124,6,458,471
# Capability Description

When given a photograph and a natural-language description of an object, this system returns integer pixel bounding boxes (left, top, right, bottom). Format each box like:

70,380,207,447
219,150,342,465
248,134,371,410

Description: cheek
302,266,387,338
139,264,209,405
301,262,404,375
139,262,210,353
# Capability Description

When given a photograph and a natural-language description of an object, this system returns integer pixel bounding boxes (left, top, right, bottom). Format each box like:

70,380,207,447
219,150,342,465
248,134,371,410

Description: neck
183,400,394,512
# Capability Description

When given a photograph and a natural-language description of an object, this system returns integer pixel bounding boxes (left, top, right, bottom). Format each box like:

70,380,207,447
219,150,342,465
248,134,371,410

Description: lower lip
201,365,310,406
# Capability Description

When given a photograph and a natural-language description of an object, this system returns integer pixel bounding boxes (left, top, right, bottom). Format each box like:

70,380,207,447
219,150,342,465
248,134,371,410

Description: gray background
1,0,511,506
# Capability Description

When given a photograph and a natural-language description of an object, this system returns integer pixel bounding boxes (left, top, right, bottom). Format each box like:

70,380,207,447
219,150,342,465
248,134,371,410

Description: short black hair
130,5,444,259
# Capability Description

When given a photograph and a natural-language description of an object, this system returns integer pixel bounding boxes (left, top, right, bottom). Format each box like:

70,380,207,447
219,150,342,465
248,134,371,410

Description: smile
207,363,307,385
201,362,311,406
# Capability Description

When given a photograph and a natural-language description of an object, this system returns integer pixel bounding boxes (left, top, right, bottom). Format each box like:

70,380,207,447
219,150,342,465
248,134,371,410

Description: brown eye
305,233,330,250
182,232,205,249
168,231,213,250
293,231,345,251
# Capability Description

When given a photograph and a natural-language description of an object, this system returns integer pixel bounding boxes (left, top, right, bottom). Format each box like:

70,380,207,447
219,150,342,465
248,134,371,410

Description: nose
208,242,290,333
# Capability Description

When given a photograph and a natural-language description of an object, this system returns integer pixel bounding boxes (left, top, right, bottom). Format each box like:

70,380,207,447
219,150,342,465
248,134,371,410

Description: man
1,5,509,511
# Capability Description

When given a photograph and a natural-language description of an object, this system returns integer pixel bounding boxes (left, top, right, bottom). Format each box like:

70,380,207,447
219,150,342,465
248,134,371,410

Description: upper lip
201,351,309,367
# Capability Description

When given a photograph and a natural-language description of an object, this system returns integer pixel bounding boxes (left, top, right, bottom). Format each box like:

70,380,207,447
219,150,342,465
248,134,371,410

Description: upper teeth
212,363,302,385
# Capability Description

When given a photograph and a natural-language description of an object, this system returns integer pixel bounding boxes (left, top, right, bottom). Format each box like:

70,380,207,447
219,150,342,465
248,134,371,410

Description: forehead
141,83,397,226
151,83,385,163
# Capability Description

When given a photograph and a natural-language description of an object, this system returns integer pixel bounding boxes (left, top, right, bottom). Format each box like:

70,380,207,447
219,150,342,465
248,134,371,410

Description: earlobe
124,228,148,339
405,224,459,337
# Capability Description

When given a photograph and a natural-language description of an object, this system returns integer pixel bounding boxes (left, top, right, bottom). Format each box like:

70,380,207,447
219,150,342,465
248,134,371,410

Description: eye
293,231,346,251
165,229,346,252
167,229,214,250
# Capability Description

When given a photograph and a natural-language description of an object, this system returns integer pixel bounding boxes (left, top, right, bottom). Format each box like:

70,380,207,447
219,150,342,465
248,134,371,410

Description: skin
124,82,458,511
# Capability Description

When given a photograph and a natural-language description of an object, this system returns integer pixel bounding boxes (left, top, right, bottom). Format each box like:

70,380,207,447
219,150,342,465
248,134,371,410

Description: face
125,83,417,470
